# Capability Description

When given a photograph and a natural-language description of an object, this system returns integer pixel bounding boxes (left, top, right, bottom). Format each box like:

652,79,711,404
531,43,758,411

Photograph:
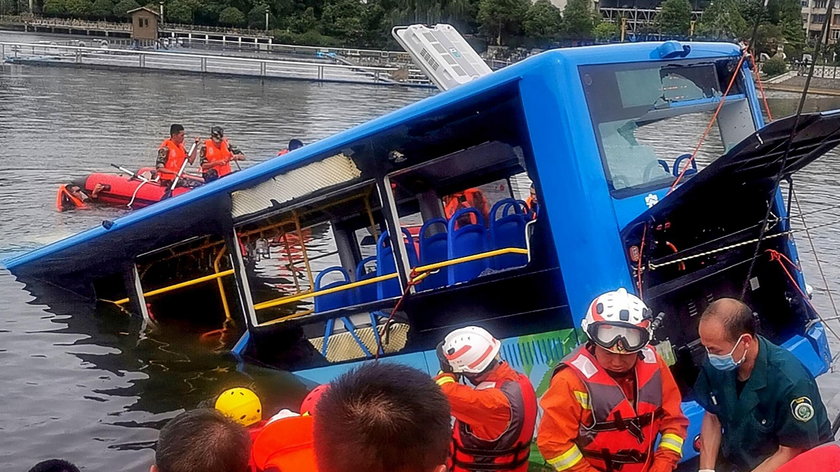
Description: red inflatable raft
56,167,202,211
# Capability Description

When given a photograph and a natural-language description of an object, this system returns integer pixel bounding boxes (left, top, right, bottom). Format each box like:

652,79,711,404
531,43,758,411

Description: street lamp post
159,1,164,25
264,6,269,33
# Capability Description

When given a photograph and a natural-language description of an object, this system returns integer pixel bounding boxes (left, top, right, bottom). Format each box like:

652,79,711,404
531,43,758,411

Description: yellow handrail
214,248,233,322
412,247,529,276
115,269,235,305
251,247,530,312
253,272,400,311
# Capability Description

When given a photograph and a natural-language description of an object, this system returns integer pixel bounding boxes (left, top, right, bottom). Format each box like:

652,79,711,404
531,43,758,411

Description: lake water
2,29,840,470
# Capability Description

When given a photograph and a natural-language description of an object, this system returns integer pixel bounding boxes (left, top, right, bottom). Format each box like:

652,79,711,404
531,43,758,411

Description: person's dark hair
169,124,184,136
288,139,304,150
28,459,80,472
314,363,451,472
701,298,757,342
155,408,250,472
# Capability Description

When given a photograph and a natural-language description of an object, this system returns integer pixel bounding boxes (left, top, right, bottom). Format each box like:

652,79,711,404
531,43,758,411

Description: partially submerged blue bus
6,40,839,464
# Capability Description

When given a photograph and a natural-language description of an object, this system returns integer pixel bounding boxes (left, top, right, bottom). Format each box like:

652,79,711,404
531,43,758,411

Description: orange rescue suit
158,138,188,177
203,138,234,177
436,362,538,472
443,188,491,228
251,415,319,472
537,344,687,472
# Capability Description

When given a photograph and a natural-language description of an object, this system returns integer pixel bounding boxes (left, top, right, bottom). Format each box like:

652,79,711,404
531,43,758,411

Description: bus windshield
581,60,739,196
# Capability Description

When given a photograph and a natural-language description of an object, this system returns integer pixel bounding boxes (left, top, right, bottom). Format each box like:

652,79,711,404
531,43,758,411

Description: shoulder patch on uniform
790,396,815,422
571,355,599,379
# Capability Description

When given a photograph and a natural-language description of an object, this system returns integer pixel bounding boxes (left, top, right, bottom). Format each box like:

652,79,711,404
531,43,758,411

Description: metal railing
1,41,402,85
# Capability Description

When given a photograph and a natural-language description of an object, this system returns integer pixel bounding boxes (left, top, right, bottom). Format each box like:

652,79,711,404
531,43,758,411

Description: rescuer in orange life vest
434,326,538,472
537,288,688,472
201,126,246,183
156,123,199,182
443,188,491,229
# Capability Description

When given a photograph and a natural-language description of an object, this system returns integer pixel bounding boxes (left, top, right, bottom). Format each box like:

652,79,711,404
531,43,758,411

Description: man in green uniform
694,298,831,472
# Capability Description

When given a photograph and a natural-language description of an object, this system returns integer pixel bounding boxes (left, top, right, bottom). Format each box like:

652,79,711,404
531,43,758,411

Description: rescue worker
214,387,265,441
537,288,688,472
250,385,326,471
775,440,840,472
443,188,491,229
434,326,537,472
525,184,539,219
278,138,304,156
156,124,199,182
201,126,245,183
695,298,832,472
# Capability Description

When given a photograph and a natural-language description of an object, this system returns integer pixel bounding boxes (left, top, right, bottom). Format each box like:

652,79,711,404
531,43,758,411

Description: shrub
762,56,787,76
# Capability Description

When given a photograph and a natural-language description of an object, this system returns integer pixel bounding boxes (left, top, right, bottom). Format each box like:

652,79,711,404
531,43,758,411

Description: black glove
436,341,453,374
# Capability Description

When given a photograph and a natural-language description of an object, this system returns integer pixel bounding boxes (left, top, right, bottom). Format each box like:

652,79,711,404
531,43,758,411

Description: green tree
696,0,746,40
43,0,68,15
289,6,316,33
523,0,563,43
91,0,113,18
218,5,246,26
593,20,618,42
65,0,92,16
321,0,364,41
562,0,594,40
166,0,195,23
112,0,139,17
657,0,691,35
360,1,387,47
477,0,528,45
247,4,274,29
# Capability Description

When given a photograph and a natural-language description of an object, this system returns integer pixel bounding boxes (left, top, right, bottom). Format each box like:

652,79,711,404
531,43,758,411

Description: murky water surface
2,29,840,470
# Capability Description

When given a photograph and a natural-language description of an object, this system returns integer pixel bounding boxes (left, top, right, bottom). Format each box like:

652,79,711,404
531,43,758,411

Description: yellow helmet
215,387,262,427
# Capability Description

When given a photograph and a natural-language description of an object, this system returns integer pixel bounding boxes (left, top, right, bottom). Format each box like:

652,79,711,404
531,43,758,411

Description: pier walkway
0,41,430,86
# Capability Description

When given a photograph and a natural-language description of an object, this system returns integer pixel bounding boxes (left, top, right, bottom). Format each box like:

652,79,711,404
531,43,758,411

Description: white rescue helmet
581,288,652,354
442,326,502,374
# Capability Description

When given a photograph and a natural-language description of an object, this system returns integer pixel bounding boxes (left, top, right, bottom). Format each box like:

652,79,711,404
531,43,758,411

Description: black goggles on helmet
586,322,650,353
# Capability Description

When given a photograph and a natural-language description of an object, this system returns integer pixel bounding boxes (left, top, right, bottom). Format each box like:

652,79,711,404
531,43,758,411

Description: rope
376,270,430,359
742,0,836,300
636,223,647,297
647,217,840,271
766,249,840,342
669,53,747,194
792,188,840,322
748,52,774,122
647,230,793,270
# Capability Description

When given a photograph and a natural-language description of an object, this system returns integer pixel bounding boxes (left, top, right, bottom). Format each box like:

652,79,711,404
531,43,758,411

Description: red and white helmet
442,326,501,374
581,288,652,354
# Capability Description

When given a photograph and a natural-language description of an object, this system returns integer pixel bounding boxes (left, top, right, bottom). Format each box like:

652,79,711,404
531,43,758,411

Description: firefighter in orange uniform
537,288,688,472
443,188,491,228
201,126,246,182
434,326,537,472
156,123,199,182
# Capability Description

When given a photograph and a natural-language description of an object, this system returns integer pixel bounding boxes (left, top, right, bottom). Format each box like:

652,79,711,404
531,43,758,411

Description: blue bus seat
489,199,529,270
376,228,419,299
447,208,489,285
314,266,353,313
355,255,378,304
417,218,448,290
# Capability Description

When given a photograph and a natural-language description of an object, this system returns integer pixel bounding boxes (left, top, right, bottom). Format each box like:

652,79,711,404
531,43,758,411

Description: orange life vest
159,138,188,176
450,373,538,472
204,138,234,177
251,415,319,472
556,345,663,472
444,188,491,228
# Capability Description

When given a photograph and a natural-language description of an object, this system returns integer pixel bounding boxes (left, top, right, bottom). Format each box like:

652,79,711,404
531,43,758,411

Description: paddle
111,163,152,183
163,141,198,200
